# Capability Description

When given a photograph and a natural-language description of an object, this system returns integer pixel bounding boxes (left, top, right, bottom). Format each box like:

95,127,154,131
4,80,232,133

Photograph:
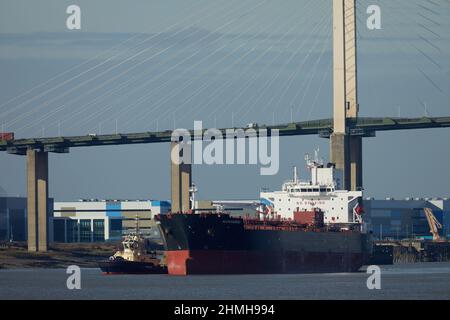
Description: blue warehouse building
363,198,450,240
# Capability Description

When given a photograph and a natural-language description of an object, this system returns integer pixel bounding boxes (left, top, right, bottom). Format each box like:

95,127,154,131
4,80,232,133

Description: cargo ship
156,151,372,275
98,216,167,274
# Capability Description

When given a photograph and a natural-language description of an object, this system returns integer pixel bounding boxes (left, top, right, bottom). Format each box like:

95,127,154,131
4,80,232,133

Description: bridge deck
1,116,450,154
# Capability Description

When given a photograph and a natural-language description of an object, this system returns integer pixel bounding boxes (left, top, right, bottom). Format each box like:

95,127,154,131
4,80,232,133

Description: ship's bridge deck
282,179,336,194
284,186,335,193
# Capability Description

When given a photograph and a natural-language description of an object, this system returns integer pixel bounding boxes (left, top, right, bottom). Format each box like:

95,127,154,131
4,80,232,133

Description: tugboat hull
98,260,167,274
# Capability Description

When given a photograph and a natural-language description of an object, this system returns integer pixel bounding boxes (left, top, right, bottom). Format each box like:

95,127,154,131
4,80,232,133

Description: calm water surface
1,263,449,300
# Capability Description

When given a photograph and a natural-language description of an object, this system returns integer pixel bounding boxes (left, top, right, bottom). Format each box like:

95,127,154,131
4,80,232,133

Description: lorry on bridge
0,132,14,141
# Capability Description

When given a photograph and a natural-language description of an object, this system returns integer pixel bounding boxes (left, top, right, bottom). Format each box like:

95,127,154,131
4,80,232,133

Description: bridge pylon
331,0,362,191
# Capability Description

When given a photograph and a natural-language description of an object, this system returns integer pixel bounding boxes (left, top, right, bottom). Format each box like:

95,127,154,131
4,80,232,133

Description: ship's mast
293,166,298,184
134,214,140,235
314,147,321,164
189,183,198,211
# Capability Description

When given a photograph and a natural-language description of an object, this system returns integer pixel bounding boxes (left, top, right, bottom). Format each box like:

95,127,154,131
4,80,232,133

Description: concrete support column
171,141,192,213
180,163,192,212
349,136,363,191
330,134,349,190
27,149,49,252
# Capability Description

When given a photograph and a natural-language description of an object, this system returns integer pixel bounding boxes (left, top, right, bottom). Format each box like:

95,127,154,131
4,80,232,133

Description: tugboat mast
134,214,140,235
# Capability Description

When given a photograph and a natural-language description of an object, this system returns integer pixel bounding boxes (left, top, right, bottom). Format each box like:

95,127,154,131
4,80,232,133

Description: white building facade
52,199,170,242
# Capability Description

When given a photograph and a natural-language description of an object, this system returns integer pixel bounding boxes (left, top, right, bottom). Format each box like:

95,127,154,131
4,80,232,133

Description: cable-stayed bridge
0,0,449,252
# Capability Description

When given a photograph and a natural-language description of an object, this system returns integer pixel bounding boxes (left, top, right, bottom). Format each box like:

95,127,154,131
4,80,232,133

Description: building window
67,220,79,243
53,219,65,242
93,219,105,242
79,219,91,243
110,219,122,238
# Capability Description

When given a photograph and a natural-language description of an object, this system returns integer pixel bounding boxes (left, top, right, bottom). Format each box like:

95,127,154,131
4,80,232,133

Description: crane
423,208,443,242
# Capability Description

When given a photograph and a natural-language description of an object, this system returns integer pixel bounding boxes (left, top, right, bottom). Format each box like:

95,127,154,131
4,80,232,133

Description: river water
0,262,449,300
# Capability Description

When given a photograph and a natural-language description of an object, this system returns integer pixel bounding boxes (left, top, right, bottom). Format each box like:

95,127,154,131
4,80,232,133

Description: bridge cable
10,0,247,136
237,0,330,122
0,0,219,121
206,0,325,125
238,0,330,122
85,0,280,132
54,0,263,134
188,0,323,126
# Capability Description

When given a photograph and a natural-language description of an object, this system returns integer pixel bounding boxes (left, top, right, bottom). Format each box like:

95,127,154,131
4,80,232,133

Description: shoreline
0,242,119,269
2,241,450,270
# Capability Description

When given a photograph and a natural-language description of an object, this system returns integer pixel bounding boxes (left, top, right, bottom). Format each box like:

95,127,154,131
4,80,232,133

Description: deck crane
423,208,443,242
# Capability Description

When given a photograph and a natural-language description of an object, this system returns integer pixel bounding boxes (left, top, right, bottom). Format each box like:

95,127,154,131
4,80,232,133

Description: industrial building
0,197,27,241
52,199,170,242
0,196,54,242
363,198,450,240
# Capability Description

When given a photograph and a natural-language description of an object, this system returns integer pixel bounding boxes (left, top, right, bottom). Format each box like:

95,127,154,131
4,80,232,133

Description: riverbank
376,240,450,263
0,242,118,269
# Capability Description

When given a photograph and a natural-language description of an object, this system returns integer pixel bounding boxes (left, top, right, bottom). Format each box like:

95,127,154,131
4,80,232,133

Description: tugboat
98,216,167,274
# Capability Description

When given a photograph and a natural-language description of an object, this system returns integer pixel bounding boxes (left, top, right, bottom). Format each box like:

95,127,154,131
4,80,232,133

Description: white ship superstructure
260,150,364,225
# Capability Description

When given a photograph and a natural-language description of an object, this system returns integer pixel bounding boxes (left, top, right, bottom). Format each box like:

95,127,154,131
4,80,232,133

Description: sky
0,0,449,201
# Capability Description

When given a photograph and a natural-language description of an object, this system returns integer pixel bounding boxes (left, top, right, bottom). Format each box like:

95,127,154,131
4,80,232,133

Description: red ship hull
166,250,365,275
